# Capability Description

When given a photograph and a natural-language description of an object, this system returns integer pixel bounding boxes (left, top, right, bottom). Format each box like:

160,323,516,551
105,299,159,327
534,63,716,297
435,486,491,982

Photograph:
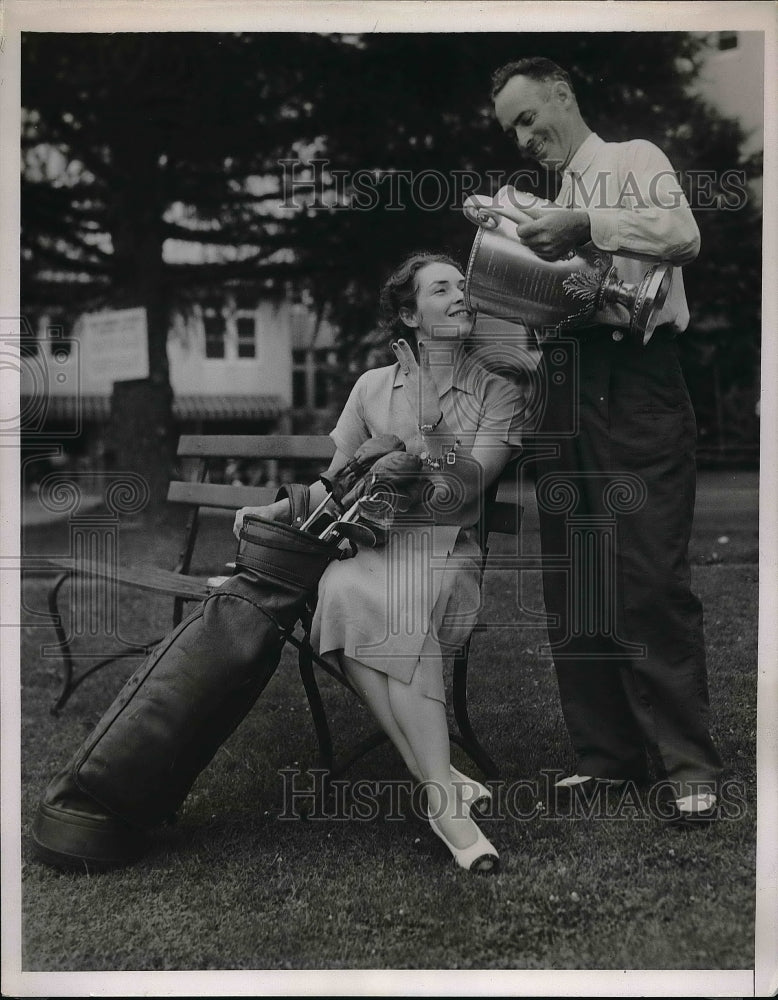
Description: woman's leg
386,655,486,852
342,650,495,860
340,653,423,782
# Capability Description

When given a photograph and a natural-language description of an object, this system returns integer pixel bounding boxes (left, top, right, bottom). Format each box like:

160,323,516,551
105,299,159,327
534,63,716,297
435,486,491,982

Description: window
292,370,307,409
292,349,308,408
717,31,738,51
314,349,337,409
47,327,71,359
314,371,331,409
203,309,225,358
236,315,256,358
292,348,338,410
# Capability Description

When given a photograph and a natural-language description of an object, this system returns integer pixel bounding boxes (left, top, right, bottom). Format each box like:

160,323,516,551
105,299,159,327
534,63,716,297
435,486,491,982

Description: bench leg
328,731,389,782
292,636,396,797
44,570,159,714
296,638,335,776
292,631,498,791
51,642,160,715
452,642,499,780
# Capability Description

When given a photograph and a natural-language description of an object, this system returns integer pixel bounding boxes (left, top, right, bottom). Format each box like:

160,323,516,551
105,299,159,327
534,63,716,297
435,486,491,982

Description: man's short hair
490,57,575,101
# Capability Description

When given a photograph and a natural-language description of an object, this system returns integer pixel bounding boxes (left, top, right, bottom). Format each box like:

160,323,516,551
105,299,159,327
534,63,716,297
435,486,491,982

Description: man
490,57,722,820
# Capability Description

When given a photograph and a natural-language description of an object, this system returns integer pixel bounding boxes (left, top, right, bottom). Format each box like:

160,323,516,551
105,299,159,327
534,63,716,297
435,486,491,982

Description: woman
234,253,525,872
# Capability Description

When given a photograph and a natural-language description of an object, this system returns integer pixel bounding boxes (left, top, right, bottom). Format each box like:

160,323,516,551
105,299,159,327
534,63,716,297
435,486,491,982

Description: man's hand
514,207,591,261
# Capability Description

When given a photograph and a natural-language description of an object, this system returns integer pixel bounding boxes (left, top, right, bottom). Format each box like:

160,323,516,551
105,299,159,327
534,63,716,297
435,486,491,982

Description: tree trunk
109,378,174,510
109,134,177,508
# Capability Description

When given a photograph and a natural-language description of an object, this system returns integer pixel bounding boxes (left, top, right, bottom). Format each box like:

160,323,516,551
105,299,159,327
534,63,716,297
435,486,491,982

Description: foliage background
21,31,763,494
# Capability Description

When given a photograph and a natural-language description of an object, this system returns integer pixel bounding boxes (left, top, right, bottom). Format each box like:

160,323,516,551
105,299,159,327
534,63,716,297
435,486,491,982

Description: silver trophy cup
463,193,673,345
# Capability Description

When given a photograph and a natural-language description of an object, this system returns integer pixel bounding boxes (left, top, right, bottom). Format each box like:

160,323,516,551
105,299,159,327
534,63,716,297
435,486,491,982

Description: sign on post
81,308,149,384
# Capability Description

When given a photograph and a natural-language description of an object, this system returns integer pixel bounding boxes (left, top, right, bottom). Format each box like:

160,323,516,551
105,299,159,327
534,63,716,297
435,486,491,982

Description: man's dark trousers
534,326,723,797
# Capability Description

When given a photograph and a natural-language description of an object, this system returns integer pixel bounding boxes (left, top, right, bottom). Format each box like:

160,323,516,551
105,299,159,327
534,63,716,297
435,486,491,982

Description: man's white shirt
557,131,700,333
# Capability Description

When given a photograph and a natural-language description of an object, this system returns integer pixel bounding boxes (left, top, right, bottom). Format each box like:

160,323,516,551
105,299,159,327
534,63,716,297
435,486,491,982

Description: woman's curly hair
378,252,463,341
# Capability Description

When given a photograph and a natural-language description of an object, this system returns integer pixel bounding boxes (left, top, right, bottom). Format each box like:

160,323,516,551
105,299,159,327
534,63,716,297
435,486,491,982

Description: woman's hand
232,501,287,539
391,338,442,431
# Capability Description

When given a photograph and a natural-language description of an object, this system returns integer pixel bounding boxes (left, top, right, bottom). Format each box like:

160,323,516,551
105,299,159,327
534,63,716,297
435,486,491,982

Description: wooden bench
27,434,522,780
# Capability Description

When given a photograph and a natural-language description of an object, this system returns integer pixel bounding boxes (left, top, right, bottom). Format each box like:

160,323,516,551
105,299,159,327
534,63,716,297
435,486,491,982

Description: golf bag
32,440,424,871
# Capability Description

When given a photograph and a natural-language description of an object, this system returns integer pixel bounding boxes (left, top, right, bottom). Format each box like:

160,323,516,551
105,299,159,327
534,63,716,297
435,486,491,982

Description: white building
19,293,342,488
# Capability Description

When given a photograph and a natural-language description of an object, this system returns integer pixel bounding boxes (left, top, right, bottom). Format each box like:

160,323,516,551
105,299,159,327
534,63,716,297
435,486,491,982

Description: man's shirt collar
565,131,604,178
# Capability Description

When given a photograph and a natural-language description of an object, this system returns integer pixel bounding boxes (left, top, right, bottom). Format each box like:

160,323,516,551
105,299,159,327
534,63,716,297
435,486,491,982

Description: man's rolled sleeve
588,206,622,256
586,140,700,264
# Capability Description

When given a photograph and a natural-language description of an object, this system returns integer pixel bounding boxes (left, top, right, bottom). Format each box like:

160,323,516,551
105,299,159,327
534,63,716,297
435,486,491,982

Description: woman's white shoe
450,764,492,808
428,812,499,873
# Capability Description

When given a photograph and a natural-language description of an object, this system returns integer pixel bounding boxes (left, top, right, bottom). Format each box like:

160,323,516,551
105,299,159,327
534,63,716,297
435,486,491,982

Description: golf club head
328,521,379,548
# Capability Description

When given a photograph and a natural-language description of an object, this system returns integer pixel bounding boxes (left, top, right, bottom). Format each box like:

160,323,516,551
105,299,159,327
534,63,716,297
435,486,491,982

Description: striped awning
20,394,285,423
21,394,111,422
172,395,284,420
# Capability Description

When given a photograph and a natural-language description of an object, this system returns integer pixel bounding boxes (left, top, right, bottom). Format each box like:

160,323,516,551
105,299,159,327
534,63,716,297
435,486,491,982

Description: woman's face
401,261,474,342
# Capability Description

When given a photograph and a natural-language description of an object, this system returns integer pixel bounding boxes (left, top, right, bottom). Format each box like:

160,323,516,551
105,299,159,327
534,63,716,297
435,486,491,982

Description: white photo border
2,2,775,997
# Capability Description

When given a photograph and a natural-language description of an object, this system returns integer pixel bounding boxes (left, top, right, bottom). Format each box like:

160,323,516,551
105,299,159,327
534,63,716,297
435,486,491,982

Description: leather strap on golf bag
275,482,310,528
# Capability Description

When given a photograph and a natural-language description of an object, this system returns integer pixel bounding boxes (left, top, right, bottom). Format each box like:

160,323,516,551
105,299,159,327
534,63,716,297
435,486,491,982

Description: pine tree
22,31,762,484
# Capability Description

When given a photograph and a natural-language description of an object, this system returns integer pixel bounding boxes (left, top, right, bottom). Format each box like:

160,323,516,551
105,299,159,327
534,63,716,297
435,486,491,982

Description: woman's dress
310,355,525,702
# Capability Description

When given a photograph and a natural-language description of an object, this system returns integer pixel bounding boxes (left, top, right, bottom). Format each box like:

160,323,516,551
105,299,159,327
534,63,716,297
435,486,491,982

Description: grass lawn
16,499,758,972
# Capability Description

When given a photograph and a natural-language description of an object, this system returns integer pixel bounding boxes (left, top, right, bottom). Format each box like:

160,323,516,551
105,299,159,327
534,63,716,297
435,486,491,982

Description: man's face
494,74,576,172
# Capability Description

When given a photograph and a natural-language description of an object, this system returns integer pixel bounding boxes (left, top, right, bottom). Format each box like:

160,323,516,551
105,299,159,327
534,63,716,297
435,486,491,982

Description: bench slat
177,435,336,460
167,481,278,510
168,482,520,532
32,558,212,599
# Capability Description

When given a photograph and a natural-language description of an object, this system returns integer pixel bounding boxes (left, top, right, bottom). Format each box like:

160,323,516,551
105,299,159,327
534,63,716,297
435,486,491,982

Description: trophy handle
463,193,577,260
463,194,537,231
